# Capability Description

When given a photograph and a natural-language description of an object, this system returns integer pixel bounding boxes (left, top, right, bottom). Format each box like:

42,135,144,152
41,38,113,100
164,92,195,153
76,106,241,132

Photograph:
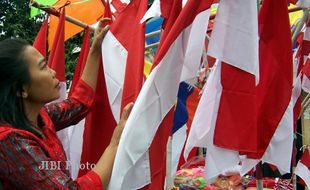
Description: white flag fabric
102,31,127,122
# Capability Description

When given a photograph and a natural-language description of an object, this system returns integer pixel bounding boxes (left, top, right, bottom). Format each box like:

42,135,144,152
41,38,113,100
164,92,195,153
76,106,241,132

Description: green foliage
0,0,83,85
65,34,83,84
0,0,42,42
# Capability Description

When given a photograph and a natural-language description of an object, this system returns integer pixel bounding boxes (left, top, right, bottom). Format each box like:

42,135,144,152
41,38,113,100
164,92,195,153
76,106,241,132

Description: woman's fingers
119,102,134,125
99,17,112,25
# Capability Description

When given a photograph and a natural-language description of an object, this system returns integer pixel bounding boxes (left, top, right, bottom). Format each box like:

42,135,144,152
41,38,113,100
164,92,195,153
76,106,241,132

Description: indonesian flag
78,59,117,177
185,0,259,181
108,0,213,189
141,1,183,189
102,0,147,122
245,0,293,174
67,28,90,179
295,148,310,188
46,9,71,159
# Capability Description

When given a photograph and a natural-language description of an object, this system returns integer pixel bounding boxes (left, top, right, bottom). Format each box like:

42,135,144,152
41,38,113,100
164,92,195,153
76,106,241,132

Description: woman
0,19,132,189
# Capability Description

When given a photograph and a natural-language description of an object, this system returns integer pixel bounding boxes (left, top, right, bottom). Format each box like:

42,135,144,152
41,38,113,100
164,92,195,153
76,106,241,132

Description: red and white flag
244,0,293,174
46,9,72,159
67,28,90,179
295,148,310,188
185,0,259,181
140,1,185,189
102,0,147,122
108,0,213,189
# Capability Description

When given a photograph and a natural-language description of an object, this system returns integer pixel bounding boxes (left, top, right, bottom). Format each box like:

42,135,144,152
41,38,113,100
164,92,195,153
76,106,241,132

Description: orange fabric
48,0,105,50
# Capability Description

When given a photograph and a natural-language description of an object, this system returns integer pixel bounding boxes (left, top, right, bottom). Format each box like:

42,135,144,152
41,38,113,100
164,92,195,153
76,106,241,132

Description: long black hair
0,38,41,137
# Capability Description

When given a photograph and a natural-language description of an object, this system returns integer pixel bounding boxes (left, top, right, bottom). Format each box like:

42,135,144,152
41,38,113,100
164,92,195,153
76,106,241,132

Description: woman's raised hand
92,18,111,50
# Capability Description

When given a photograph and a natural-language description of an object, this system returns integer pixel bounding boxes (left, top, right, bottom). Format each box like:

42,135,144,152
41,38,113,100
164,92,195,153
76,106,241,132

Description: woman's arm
45,19,110,130
93,102,133,188
81,19,110,91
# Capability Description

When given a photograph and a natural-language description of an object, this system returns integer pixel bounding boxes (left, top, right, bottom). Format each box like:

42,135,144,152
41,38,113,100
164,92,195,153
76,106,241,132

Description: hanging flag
67,28,91,179
102,0,147,122
295,148,310,188
77,1,121,177
185,0,259,181
78,59,117,177
108,0,213,189
46,9,71,159
246,0,293,175
78,13,116,176
48,0,104,50
141,1,183,189
33,17,48,58
120,0,147,111
48,8,66,83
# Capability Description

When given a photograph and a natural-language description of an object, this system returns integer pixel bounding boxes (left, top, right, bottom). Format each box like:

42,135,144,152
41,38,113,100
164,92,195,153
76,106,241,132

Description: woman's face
22,46,60,104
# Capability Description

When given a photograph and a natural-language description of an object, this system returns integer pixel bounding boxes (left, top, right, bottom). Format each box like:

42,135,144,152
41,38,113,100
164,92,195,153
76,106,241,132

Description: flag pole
30,0,96,31
256,162,264,190
256,2,263,189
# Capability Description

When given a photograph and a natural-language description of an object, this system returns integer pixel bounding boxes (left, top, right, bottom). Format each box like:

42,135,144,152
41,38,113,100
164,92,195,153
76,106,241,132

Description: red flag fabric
120,0,147,110
102,0,113,27
67,28,90,179
185,0,260,181
76,3,117,177
251,0,293,159
111,0,127,16
48,9,66,82
214,62,257,152
152,0,182,70
33,18,48,58
102,0,146,123
68,28,91,96
78,59,117,176
142,1,182,189
46,8,72,163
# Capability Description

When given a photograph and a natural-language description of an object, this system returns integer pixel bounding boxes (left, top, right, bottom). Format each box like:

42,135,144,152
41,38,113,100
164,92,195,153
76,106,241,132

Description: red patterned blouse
0,80,103,190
